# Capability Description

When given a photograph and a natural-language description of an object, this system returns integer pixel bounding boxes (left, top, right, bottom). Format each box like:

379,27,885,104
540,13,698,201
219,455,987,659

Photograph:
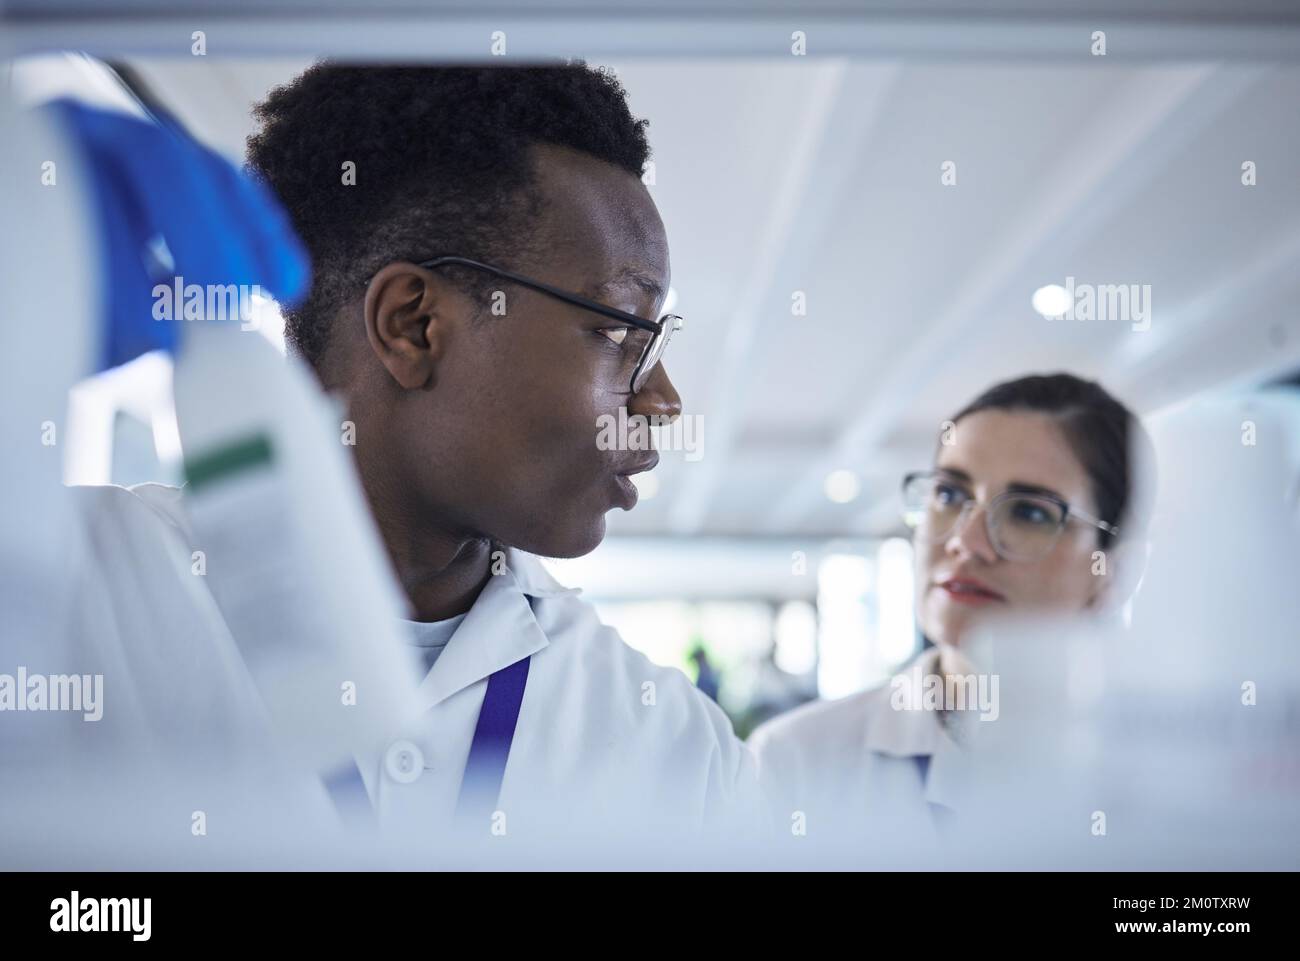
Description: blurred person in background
748,373,1153,840
689,644,721,701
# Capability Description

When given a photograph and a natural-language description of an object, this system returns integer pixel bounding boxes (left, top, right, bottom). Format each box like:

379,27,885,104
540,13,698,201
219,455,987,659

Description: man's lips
935,576,1007,605
614,451,659,477
611,452,659,509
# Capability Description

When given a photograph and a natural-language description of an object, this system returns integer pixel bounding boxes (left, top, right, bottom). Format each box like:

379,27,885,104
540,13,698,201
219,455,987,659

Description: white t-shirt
402,612,467,675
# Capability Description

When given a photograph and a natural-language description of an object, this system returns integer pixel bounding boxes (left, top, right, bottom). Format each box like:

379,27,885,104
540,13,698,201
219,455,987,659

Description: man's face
356,143,680,559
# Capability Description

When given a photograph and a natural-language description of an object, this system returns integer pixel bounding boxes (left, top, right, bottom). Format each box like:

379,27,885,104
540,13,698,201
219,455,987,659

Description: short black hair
948,372,1154,547
245,61,651,375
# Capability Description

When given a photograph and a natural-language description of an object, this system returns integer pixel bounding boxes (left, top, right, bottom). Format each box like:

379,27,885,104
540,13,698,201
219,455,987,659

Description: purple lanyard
324,655,531,826
454,654,530,821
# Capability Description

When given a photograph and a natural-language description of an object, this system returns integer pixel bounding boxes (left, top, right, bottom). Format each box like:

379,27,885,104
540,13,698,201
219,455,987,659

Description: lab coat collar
862,646,953,759
412,549,576,710
862,647,966,810
506,548,583,600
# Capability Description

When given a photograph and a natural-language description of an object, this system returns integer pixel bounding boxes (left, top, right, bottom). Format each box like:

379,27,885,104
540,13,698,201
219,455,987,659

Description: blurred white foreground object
172,320,423,779
947,388,1300,869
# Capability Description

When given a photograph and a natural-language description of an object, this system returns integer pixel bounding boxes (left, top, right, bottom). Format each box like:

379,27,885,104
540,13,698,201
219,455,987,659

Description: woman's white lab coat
748,647,966,854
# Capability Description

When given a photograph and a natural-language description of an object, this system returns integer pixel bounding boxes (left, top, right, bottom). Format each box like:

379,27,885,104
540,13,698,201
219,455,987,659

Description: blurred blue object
44,97,310,372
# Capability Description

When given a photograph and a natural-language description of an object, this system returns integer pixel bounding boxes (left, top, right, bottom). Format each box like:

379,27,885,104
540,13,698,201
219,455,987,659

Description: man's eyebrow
935,467,973,484
594,267,665,301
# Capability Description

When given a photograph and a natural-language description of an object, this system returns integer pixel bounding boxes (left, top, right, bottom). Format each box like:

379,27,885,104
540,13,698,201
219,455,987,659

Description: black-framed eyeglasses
415,255,682,395
901,469,1119,562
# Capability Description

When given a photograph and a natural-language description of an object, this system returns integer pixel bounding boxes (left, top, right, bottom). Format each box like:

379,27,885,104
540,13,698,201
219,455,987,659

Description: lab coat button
385,740,424,783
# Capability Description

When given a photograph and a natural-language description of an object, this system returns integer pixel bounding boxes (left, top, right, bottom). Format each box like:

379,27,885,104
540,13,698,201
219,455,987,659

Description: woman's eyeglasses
901,470,1118,562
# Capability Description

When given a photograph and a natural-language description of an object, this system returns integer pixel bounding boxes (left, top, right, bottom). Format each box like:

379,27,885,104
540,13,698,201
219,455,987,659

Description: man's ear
362,261,452,390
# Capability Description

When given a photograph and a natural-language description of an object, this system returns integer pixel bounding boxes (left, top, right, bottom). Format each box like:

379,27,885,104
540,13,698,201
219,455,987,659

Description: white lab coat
748,647,965,857
56,482,764,854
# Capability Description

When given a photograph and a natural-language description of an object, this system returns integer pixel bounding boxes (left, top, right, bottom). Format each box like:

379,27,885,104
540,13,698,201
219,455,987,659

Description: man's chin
511,515,607,560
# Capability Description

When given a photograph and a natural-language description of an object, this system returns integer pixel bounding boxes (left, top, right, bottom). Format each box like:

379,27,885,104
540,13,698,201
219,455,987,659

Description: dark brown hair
949,373,1153,546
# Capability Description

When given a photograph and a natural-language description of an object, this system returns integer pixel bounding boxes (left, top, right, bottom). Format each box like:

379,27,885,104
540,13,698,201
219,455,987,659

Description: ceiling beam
5,13,1300,61
666,60,901,534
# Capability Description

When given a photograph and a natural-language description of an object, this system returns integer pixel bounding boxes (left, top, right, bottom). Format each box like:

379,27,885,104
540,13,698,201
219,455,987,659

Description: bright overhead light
824,469,860,504
1032,283,1070,319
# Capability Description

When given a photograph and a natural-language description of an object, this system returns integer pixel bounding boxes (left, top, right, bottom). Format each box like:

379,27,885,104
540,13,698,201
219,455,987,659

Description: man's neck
346,407,494,621
384,524,494,623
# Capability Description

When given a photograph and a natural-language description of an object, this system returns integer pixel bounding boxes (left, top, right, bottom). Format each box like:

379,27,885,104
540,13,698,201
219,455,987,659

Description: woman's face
915,408,1107,648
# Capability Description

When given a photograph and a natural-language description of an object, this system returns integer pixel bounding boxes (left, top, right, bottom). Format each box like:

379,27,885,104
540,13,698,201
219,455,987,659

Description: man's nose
946,503,999,563
628,362,682,422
